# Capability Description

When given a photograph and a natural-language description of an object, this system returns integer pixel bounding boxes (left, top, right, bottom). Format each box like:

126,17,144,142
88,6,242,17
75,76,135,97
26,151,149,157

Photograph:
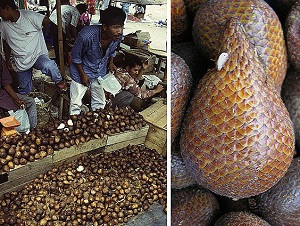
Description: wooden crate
52,136,107,163
104,125,149,152
0,126,149,197
0,156,53,197
140,100,167,156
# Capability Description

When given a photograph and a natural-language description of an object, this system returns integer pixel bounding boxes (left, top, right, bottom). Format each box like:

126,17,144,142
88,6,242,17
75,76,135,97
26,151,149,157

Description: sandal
57,80,67,92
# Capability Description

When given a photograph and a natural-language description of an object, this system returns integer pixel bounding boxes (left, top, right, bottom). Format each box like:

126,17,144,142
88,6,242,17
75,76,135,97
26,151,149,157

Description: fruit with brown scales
257,157,300,226
180,18,294,200
171,52,193,143
214,211,271,226
171,0,190,43
286,0,300,72
171,186,221,226
192,0,287,93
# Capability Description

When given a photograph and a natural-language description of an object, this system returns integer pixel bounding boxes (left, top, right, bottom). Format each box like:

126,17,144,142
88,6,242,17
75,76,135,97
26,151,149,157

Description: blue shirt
69,25,122,84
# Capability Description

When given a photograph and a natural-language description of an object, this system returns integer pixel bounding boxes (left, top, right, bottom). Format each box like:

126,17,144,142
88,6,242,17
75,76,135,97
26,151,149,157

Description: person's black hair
124,54,143,69
100,6,126,27
76,3,88,14
0,0,17,9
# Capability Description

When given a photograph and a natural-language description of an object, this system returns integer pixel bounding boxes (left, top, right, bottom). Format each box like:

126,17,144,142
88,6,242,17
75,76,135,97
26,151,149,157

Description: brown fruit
286,0,300,72
281,66,300,154
183,0,207,17
171,153,196,189
171,52,192,142
171,187,220,226
180,18,294,199
171,0,190,43
214,211,271,226
257,157,300,226
192,0,287,92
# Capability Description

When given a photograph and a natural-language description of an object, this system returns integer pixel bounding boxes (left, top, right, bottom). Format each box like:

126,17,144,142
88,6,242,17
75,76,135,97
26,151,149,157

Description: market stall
0,1,167,225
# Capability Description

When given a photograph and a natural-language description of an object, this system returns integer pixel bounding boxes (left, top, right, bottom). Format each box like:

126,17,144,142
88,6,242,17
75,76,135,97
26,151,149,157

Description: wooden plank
106,126,149,145
147,124,166,140
8,156,53,181
104,137,146,153
0,166,52,197
145,140,167,156
140,101,164,119
0,181,32,197
140,100,167,129
53,136,107,163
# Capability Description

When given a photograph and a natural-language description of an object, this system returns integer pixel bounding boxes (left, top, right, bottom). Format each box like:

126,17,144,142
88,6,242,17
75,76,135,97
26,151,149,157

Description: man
0,56,37,129
49,0,80,66
0,0,67,95
69,6,125,115
112,54,164,108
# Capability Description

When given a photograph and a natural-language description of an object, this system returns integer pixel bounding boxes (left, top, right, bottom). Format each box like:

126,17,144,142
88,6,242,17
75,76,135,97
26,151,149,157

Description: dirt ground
90,3,168,52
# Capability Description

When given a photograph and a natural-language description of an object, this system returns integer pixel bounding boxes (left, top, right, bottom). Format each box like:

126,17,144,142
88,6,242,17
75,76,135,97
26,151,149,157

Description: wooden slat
104,137,146,153
8,156,53,181
53,136,107,162
144,140,167,156
106,126,149,145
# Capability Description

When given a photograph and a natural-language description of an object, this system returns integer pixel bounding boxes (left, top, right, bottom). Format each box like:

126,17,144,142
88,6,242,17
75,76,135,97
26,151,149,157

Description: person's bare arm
2,39,13,71
108,57,117,72
75,63,90,86
42,16,51,31
3,84,26,108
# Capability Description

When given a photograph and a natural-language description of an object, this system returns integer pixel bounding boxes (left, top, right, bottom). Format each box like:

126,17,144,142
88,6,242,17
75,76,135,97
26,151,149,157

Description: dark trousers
111,91,135,108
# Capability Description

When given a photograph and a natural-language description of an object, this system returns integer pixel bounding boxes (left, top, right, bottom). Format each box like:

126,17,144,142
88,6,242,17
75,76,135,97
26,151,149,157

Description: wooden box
140,100,167,156
105,125,149,152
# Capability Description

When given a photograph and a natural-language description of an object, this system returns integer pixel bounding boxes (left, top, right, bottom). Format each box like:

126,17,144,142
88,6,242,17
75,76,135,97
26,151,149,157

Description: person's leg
70,79,88,115
16,93,37,128
111,90,134,108
90,79,106,110
16,69,33,95
33,54,67,91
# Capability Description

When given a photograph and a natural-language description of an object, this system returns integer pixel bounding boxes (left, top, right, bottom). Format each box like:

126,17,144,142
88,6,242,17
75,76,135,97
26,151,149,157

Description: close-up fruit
180,18,294,200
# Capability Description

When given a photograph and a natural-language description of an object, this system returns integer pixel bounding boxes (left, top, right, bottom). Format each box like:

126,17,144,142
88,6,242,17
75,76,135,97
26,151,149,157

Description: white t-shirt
1,10,48,71
49,5,80,34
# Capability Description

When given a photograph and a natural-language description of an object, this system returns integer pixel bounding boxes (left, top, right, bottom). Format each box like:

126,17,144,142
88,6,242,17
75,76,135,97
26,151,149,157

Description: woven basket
28,92,52,127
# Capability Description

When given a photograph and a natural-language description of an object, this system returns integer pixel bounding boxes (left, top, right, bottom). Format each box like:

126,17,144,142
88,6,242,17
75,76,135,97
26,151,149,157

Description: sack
8,108,30,133
98,72,122,96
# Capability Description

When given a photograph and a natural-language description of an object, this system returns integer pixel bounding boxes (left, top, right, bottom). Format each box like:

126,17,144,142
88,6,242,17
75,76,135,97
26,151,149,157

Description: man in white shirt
0,0,67,94
49,0,80,66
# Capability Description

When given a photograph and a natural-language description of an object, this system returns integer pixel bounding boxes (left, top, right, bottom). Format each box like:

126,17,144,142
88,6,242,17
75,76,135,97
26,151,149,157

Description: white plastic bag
8,108,30,133
98,72,122,96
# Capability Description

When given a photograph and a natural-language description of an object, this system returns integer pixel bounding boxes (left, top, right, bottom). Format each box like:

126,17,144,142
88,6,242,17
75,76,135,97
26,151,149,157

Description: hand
14,99,26,108
155,84,164,93
6,61,13,71
80,73,90,86
109,62,117,73
142,60,149,70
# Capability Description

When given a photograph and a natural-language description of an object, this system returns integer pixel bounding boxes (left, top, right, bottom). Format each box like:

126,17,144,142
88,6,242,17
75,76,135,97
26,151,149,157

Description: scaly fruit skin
171,0,190,43
214,211,271,226
193,0,287,93
257,158,300,226
171,153,196,189
181,18,294,200
183,0,208,18
281,67,300,154
171,52,192,142
286,0,300,72
171,187,220,226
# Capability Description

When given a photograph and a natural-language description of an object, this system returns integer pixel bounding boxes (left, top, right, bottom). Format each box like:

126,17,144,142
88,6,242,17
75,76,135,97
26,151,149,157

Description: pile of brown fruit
0,145,167,225
0,106,147,173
